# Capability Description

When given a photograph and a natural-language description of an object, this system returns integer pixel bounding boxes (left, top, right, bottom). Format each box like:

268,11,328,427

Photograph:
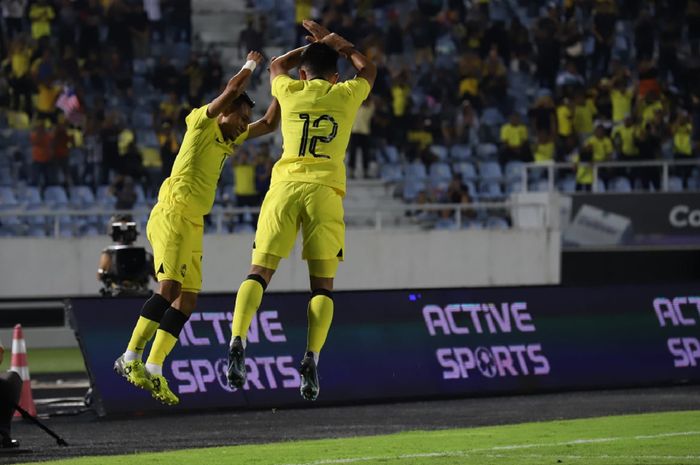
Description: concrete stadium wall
0,228,560,298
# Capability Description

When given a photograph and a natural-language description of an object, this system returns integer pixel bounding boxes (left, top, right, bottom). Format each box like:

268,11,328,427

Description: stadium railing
519,159,700,193
0,202,551,238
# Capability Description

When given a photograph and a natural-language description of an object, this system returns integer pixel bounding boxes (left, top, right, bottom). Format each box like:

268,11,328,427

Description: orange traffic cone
11,324,37,418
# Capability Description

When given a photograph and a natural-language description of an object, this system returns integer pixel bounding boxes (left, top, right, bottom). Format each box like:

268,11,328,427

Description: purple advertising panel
68,284,700,416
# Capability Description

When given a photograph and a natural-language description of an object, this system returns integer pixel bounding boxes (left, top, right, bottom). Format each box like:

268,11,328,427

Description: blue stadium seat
557,176,577,193
476,143,499,160
97,185,116,208
529,179,550,192
478,161,503,181
506,180,523,194
380,163,403,183
668,176,684,192
449,144,472,160
504,161,525,182
405,161,428,180
0,186,19,208
609,176,632,193
381,145,400,164
16,186,45,228
44,186,69,208
70,185,97,209
453,161,477,181
486,216,510,229
479,181,504,199
402,178,427,202
429,162,452,182
430,145,449,161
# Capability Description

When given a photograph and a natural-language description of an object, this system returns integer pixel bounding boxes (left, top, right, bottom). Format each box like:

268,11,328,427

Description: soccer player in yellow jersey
114,51,281,406
227,21,376,401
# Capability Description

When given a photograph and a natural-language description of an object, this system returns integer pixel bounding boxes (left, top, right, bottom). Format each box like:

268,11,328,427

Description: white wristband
242,60,257,72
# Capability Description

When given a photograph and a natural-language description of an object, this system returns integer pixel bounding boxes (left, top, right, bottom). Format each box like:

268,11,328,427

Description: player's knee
248,265,275,286
173,292,197,316
309,276,334,292
158,280,182,303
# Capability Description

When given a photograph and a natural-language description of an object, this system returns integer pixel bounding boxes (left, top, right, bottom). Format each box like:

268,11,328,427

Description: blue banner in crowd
68,284,700,416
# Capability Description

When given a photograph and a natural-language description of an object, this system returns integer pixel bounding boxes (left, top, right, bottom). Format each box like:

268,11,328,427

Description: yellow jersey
585,135,613,162
500,123,528,148
234,164,256,196
271,74,371,195
157,105,247,221
674,123,693,156
556,105,573,137
611,88,633,123
612,124,638,157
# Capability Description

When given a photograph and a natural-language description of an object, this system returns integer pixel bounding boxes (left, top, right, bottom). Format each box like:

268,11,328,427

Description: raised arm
207,51,263,118
246,98,281,139
269,46,309,82
304,20,376,88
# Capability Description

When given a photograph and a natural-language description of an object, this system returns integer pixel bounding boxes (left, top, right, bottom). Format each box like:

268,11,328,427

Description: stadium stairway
344,179,409,228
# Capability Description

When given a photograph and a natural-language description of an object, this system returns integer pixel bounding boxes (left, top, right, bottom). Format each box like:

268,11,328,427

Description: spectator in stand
556,97,576,157
612,115,639,178
53,114,72,187
611,73,634,125
453,100,480,148
407,9,436,67
634,8,655,61
591,0,618,79
184,53,205,106
233,149,258,224
384,9,404,67
157,121,179,182
144,0,163,42
574,145,594,192
573,91,596,141
499,112,530,165
100,112,121,184
2,0,25,40
111,174,137,210
672,112,696,180
533,3,561,90
30,119,54,189
35,78,61,123
556,60,585,98
6,37,33,117
348,97,375,179
254,144,273,204
390,70,411,145
238,16,265,89
152,56,179,94
481,46,508,110
585,124,614,181
29,0,55,41
406,117,434,164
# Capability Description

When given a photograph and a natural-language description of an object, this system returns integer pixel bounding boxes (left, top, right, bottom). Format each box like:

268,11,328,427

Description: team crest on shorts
180,264,187,277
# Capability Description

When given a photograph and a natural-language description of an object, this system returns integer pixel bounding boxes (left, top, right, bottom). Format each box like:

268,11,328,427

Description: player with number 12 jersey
227,20,376,401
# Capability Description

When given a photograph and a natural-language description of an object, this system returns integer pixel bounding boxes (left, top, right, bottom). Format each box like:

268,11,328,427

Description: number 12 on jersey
298,113,338,159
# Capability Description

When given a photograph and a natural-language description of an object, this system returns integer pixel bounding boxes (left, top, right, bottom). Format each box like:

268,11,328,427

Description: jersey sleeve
271,74,294,99
233,126,250,146
185,105,211,130
338,77,371,107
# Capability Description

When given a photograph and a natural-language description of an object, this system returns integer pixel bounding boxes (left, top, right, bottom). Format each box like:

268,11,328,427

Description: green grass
17,410,700,465
0,347,86,374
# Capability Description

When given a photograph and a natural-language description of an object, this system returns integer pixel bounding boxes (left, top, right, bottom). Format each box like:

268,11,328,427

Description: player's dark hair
300,43,339,79
232,91,255,109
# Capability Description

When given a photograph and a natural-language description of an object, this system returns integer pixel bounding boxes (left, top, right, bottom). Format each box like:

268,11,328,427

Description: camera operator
97,214,155,297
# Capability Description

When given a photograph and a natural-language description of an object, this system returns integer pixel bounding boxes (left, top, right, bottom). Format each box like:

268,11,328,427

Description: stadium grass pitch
0,348,86,374
17,410,700,465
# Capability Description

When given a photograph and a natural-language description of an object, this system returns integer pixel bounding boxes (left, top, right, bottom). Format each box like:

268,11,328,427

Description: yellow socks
231,275,267,342
306,290,334,356
124,294,171,362
145,308,189,375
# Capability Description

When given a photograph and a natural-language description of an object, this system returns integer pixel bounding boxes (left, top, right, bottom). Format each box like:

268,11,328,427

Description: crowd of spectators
280,0,700,200
0,0,201,195
3,0,700,232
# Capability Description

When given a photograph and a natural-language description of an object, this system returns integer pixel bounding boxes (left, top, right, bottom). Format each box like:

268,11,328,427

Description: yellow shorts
254,181,345,262
146,203,203,293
